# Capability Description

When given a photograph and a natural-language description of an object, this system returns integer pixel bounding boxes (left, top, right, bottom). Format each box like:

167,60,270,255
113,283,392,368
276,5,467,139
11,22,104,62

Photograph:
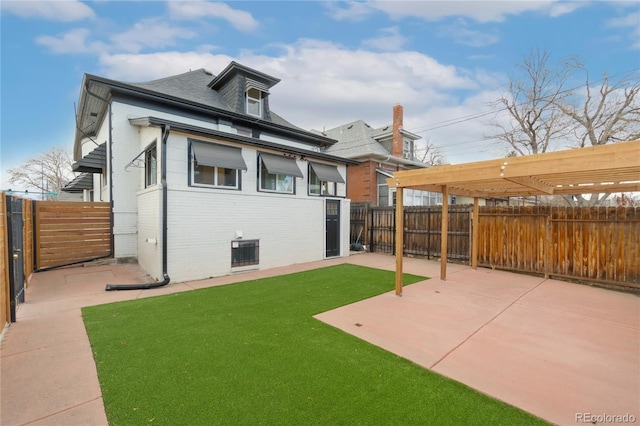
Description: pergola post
472,197,479,270
395,187,404,296
440,185,448,280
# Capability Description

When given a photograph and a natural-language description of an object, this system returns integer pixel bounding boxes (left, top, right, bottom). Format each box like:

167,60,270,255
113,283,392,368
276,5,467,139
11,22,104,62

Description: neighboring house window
404,189,443,206
403,139,413,159
231,240,259,267
190,140,247,190
377,171,391,206
308,162,344,196
246,87,262,117
145,144,157,187
258,153,302,194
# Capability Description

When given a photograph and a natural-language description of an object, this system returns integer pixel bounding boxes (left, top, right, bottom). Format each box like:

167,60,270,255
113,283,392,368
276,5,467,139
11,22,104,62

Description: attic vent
382,126,389,131
347,124,353,129
365,123,371,128
246,79,270,94
204,70,213,76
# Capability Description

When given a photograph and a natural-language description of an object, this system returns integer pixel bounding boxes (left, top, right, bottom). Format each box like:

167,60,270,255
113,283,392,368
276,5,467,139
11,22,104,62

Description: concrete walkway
1,254,638,425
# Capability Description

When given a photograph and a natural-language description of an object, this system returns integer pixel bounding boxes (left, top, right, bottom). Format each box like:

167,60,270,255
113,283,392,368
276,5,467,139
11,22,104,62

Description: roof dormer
208,61,280,120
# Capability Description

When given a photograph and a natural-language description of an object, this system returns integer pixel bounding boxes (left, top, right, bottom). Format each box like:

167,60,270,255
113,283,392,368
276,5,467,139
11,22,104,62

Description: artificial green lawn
83,264,547,425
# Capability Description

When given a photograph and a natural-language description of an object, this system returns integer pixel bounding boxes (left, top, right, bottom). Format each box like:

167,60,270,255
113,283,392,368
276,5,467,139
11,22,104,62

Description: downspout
105,124,171,290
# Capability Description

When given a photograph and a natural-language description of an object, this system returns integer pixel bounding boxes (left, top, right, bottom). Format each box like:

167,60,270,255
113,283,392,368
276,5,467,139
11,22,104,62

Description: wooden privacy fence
35,201,111,269
351,204,640,289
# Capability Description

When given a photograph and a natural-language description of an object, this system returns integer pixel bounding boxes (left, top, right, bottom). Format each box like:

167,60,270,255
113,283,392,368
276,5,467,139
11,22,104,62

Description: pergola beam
386,140,640,294
505,176,555,194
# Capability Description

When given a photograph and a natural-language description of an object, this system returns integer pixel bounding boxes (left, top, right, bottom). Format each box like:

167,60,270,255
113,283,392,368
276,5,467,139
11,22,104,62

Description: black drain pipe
106,124,171,291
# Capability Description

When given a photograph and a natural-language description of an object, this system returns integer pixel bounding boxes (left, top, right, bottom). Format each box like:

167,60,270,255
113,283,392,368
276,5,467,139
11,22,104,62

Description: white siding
160,133,348,282
100,100,350,282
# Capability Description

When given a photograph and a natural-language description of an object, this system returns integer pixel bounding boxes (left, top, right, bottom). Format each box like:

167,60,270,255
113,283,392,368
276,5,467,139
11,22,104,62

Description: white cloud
168,1,259,32
36,28,108,55
437,19,500,47
110,18,197,53
1,0,95,22
607,10,640,49
362,26,409,51
93,39,488,141
548,2,586,18
328,0,563,23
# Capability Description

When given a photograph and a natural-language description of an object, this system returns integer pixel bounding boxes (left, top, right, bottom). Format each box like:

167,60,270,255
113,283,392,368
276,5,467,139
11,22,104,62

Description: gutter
106,124,171,291
84,74,338,148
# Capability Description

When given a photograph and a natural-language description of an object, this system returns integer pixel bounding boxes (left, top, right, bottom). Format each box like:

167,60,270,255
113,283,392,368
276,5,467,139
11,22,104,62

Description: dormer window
246,87,262,117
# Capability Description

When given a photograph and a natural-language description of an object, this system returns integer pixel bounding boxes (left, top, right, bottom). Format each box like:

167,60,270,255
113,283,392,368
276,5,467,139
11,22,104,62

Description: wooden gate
34,201,111,269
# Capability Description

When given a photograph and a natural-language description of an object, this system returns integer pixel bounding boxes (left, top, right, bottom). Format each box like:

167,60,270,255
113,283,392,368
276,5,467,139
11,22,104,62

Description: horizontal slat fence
35,201,111,269
352,204,639,289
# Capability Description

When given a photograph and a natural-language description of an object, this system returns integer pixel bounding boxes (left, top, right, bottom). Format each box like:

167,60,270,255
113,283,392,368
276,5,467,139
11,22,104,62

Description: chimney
392,103,403,157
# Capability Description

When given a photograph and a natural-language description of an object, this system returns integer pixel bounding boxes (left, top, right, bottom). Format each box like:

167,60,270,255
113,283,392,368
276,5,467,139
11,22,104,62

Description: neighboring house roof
73,63,334,160
318,120,426,168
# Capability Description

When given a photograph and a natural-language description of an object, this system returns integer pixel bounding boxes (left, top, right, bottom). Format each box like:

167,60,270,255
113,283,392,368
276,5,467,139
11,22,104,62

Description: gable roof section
74,64,334,159
208,61,280,90
321,120,426,168
322,120,389,158
388,140,640,197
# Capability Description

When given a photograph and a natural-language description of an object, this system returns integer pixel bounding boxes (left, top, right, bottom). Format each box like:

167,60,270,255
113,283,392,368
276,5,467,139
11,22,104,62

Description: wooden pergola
387,140,640,295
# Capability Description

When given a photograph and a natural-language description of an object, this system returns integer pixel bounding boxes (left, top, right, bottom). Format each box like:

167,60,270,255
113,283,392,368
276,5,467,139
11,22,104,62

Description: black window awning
260,153,303,178
310,162,344,183
62,173,93,193
192,141,247,170
73,143,106,173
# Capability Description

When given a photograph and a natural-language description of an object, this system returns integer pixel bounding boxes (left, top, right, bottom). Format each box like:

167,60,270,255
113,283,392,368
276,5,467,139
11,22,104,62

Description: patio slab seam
429,277,547,370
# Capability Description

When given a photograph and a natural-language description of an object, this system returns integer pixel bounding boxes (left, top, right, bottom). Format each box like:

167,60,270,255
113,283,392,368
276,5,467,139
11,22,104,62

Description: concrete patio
1,253,638,425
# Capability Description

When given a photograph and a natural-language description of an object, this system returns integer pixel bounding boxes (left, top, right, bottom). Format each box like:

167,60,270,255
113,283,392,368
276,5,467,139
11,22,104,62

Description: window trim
257,152,301,194
308,163,338,196
246,87,262,117
189,140,244,190
144,143,157,188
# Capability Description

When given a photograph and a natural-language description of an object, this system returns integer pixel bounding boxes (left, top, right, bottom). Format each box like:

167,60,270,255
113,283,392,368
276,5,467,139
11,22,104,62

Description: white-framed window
189,140,247,190
145,144,157,188
403,138,413,159
258,153,302,194
404,189,443,206
246,87,262,117
308,162,344,196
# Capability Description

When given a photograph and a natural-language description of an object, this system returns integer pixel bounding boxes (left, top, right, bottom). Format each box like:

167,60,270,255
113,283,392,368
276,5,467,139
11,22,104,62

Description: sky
1,0,639,191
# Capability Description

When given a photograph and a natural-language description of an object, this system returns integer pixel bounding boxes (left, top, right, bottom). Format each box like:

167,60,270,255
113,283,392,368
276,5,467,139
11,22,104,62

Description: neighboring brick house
319,104,443,207
65,62,356,283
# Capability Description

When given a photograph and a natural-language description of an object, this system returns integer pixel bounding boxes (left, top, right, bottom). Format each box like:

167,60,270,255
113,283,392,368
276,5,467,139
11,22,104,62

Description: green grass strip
83,264,547,425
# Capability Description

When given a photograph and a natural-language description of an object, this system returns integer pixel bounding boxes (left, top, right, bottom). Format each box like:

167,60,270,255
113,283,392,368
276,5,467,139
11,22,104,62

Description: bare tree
487,49,573,156
487,48,640,206
414,139,448,166
555,68,640,147
8,146,74,199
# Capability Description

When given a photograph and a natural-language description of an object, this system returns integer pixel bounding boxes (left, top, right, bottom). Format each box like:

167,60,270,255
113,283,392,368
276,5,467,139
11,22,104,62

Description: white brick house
67,62,355,284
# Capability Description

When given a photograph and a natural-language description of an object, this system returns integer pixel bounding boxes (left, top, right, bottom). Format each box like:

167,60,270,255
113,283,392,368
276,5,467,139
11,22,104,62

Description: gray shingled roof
128,69,302,130
321,120,391,159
